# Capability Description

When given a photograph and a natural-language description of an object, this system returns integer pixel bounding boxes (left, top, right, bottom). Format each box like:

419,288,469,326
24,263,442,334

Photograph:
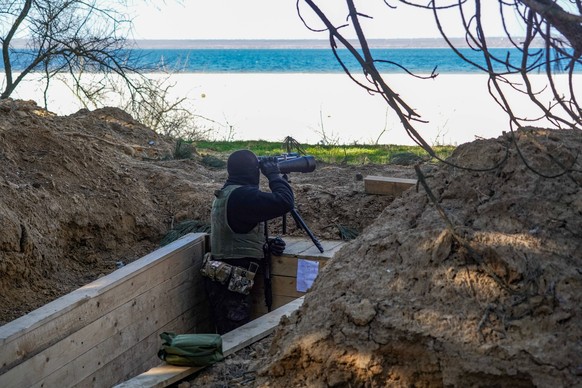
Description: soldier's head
226,149,260,186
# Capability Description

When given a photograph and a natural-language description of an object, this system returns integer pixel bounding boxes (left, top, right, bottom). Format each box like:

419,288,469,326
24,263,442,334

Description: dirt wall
256,128,582,387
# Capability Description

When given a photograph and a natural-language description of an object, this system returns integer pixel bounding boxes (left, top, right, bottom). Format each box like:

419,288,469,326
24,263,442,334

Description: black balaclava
224,149,260,187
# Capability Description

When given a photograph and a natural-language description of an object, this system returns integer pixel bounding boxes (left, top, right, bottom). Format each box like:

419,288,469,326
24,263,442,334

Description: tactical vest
210,185,264,260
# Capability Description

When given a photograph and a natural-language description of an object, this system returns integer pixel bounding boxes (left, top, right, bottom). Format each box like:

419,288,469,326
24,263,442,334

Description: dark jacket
224,175,294,233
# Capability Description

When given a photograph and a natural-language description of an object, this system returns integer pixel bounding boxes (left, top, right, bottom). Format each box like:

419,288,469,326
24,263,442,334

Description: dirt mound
0,98,405,325
256,128,582,387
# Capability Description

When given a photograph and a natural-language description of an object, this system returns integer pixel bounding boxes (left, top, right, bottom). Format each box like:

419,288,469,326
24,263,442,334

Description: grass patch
194,140,454,165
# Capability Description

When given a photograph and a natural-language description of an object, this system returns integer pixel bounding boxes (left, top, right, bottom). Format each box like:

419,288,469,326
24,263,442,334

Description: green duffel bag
157,332,224,367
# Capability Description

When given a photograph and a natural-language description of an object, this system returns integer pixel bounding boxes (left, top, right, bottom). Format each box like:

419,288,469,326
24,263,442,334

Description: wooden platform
364,175,417,196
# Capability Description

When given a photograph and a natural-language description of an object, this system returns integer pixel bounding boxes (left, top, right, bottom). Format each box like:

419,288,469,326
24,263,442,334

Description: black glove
268,237,286,256
260,156,280,178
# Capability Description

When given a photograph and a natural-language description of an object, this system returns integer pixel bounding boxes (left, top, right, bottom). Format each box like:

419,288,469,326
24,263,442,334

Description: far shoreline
128,37,536,50
9,37,546,51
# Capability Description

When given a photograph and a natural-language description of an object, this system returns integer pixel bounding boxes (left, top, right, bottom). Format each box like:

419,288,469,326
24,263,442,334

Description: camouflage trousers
203,258,261,335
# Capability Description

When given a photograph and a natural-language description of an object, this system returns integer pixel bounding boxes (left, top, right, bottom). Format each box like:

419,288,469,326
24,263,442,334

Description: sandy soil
1,99,580,387
255,128,582,387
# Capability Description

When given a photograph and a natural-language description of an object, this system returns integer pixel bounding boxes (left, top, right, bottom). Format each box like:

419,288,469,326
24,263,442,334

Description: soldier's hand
268,237,286,256
260,157,280,178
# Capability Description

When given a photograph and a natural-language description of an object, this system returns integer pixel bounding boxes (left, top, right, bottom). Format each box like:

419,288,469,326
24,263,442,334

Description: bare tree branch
299,0,581,176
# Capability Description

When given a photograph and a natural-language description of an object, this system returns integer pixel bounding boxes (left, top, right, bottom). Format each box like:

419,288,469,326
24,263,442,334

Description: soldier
202,149,293,334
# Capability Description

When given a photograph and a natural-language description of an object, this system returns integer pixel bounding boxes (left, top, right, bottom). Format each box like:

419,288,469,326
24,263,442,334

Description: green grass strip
194,140,454,165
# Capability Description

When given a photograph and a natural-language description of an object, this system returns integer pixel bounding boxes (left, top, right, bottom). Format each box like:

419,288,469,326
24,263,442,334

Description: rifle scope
258,153,316,174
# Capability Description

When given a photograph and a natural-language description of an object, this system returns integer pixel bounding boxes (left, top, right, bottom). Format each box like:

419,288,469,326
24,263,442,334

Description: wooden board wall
251,237,345,318
115,297,306,388
0,233,210,388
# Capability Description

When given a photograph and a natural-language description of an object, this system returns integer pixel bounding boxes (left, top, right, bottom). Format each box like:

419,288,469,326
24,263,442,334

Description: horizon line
128,37,528,49
10,37,539,49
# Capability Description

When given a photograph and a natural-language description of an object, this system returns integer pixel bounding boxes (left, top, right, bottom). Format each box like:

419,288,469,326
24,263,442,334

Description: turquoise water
137,48,578,73
7,47,580,74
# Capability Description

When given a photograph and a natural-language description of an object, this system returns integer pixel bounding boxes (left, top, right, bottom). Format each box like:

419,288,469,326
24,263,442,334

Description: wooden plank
364,175,417,196
270,239,343,276
93,303,210,388
298,240,345,258
250,272,315,317
0,232,203,342
271,275,309,298
276,236,306,251
221,297,303,354
80,277,210,387
292,240,343,259
81,308,201,388
0,233,206,375
268,237,344,258
283,239,316,255
272,255,326,277
114,297,305,388
2,237,206,388
26,267,200,388
251,273,308,299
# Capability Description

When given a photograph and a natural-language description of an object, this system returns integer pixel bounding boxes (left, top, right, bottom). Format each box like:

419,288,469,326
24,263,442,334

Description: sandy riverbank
7,72,571,145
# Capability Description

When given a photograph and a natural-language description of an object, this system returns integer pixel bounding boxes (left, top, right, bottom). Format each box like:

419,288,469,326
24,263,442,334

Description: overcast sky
129,1,526,41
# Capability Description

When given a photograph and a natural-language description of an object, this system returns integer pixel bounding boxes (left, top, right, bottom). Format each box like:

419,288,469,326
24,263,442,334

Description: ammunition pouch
200,252,259,295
